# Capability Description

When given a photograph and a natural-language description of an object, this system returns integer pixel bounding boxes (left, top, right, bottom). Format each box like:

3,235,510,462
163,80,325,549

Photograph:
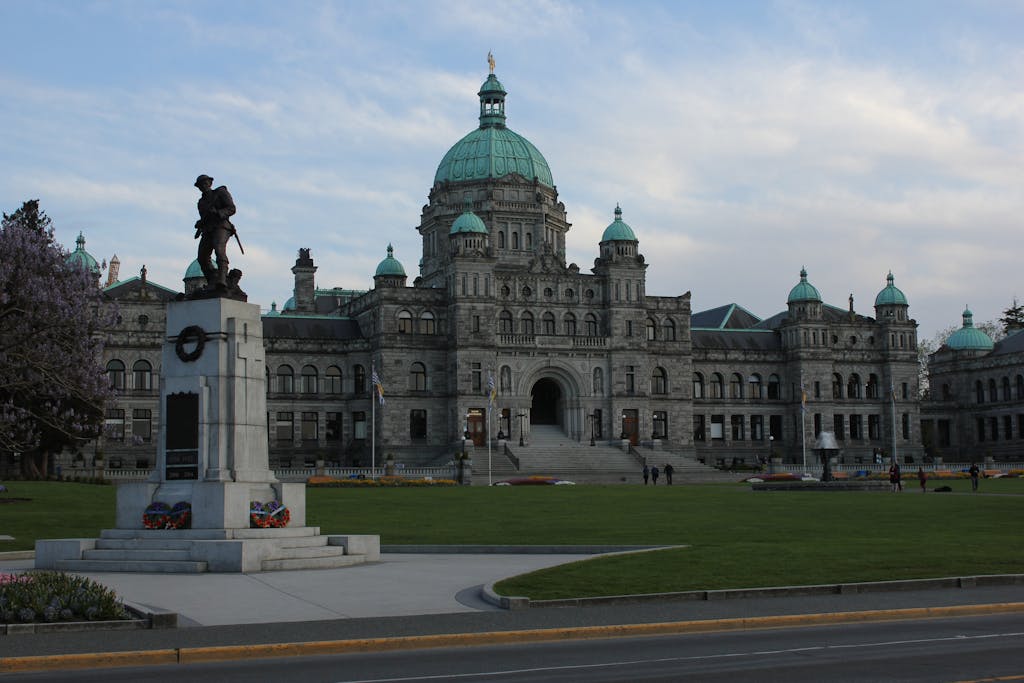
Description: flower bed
0,572,128,624
307,475,457,488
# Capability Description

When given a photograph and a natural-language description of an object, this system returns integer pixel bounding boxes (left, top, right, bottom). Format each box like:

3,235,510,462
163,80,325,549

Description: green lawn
2,479,1022,600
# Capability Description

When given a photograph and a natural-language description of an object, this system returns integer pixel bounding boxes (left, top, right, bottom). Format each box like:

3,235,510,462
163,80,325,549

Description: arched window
988,379,997,402
410,362,426,391
693,373,704,399
646,318,657,341
512,231,519,249
325,366,342,394
499,310,513,333
832,373,844,399
711,373,724,399
866,374,879,399
564,313,577,336
498,231,505,248
847,374,861,399
542,312,555,335
768,374,781,400
420,311,435,335
301,365,318,394
652,367,668,395
1002,377,1011,401
663,318,676,341
525,232,532,249
353,364,366,394
521,312,535,336
730,373,743,399
748,373,763,399
277,365,294,393
976,380,985,403
1017,375,1024,400
500,365,512,392
585,313,598,337
593,367,604,395
106,359,125,390
132,360,152,391
397,310,413,333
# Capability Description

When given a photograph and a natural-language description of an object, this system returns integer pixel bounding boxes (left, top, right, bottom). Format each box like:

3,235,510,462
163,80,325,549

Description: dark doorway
530,378,561,425
621,409,639,445
467,409,486,447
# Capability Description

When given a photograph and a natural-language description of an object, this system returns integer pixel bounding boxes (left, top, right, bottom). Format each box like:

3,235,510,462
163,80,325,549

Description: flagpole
891,383,897,465
371,364,376,480
487,405,492,486
800,374,807,475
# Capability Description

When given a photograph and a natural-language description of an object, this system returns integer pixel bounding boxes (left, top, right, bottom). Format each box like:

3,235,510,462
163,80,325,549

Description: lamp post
589,411,596,446
517,412,526,447
768,435,774,474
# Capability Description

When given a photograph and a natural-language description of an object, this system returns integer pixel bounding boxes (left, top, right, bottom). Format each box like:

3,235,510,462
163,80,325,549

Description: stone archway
530,378,562,425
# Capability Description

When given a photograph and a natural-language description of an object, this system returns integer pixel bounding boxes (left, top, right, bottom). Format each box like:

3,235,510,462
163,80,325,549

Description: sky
1,0,1021,342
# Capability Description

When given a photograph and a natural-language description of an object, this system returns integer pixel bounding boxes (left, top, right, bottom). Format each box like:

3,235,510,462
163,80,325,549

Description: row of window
693,413,912,442
693,373,911,401
105,360,154,391
975,415,1024,442
104,408,152,442
971,376,1024,404
494,311,679,340
272,409,429,444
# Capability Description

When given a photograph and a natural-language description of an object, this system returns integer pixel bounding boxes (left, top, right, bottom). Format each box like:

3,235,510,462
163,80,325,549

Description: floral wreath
143,501,191,529
175,325,205,362
250,500,290,528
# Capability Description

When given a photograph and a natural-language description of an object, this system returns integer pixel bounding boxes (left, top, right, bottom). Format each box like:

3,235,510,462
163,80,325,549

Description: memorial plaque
165,393,199,480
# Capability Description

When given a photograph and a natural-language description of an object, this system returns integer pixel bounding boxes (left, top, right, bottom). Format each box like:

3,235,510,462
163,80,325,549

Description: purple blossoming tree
0,200,114,478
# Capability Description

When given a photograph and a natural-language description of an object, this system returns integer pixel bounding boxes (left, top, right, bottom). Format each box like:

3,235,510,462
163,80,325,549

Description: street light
517,412,526,447
588,412,596,446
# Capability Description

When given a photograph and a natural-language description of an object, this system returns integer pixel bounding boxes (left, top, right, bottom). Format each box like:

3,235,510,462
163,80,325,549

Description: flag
800,382,807,413
487,374,496,408
371,365,385,405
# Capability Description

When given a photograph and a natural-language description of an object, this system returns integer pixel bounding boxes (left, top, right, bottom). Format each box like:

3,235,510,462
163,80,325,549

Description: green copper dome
374,244,406,277
65,232,101,276
434,73,554,188
450,200,488,235
184,258,204,280
874,271,908,306
282,296,296,311
946,307,994,351
787,267,822,303
601,205,637,241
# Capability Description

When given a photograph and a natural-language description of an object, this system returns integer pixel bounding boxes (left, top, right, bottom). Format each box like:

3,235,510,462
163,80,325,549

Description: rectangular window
710,415,725,440
105,408,125,442
939,419,951,447
814,381,821,399
301,412,318,442
731,415,745,440
769,415,783,441
132,409,152,443
326,412,341,442
625,366,635,394
626,320,633,337
472,315,481,333
471,363,482,392
1018,415,1024,440
813,413,822,436
833,414,845,440
275,412,294,443
902,413,910,439
353,412,367,440
694,414,706,441
593,409,603,439
868,415,880,440
902,382,909,400
989,417,999,441
751,415,764,441
653,411,667,439
410,409,427,439
1003,415,1012,440
850,414,863,440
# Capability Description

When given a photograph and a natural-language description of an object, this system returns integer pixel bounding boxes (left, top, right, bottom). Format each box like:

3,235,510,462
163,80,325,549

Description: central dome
434,73,554,188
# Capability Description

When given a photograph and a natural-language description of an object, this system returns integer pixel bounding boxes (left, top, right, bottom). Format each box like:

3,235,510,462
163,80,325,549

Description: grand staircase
471,425,740,484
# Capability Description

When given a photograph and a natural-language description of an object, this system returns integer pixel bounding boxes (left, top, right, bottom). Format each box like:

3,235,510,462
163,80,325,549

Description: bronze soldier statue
193,174,237,291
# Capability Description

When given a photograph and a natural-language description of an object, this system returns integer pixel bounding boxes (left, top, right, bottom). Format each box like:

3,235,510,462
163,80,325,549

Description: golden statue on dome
487,51,495,74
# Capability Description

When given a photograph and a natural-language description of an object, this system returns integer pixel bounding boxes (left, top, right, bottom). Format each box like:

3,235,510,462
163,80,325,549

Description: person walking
664,463,674,485
917,466,927,493
642,464,649,485
651,465,660,485
969,462,980,492
889,462,902,492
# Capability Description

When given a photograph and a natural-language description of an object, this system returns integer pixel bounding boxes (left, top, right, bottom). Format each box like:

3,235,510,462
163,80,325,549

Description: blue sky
2,1,1021,341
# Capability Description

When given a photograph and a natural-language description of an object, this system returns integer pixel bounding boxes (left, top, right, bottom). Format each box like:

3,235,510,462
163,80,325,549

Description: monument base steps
37,530,380,574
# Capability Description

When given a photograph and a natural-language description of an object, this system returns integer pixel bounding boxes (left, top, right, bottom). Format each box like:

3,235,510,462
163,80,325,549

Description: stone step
264,545,346,561
96,538,197,551
99,526,322,541
260,554,367,572
277,536,331,549
82,548,193,562
56,559,209,573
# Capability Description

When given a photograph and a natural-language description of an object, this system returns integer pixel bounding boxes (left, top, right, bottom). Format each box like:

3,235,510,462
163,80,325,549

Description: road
5,613,1022,682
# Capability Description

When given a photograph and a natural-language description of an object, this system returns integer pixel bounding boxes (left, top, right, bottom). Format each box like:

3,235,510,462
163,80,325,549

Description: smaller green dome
265,301,280,317
184,258,204,280
282,296,296,311
374,244,406,277
946,307,994,351
875,271,908,306
65,232,101,276
787,267,821,303
601,205,637,242
450,200,488,235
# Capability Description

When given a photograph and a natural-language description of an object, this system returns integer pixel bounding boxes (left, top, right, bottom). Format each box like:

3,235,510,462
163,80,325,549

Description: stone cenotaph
36,175,378,572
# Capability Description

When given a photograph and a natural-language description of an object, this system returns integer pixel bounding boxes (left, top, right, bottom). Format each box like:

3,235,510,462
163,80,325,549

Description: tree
0,200,114,478
1000,297,1024,334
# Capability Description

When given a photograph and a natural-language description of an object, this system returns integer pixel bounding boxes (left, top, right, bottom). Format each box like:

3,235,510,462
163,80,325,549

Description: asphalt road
3,613,1023,682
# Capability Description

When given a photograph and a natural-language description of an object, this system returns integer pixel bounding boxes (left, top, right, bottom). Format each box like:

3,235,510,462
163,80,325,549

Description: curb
3,602,1024,673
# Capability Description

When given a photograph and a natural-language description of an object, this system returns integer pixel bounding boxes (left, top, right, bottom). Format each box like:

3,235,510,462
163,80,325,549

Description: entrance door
467,409,486,446
621,409,639,445
530,378,561,425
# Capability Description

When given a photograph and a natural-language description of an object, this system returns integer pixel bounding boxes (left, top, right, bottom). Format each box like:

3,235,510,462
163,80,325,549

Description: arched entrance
530,378,561,425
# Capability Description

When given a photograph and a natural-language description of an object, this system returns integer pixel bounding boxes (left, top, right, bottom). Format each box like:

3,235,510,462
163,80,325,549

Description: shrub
307,475,457,488
0,571,128,623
